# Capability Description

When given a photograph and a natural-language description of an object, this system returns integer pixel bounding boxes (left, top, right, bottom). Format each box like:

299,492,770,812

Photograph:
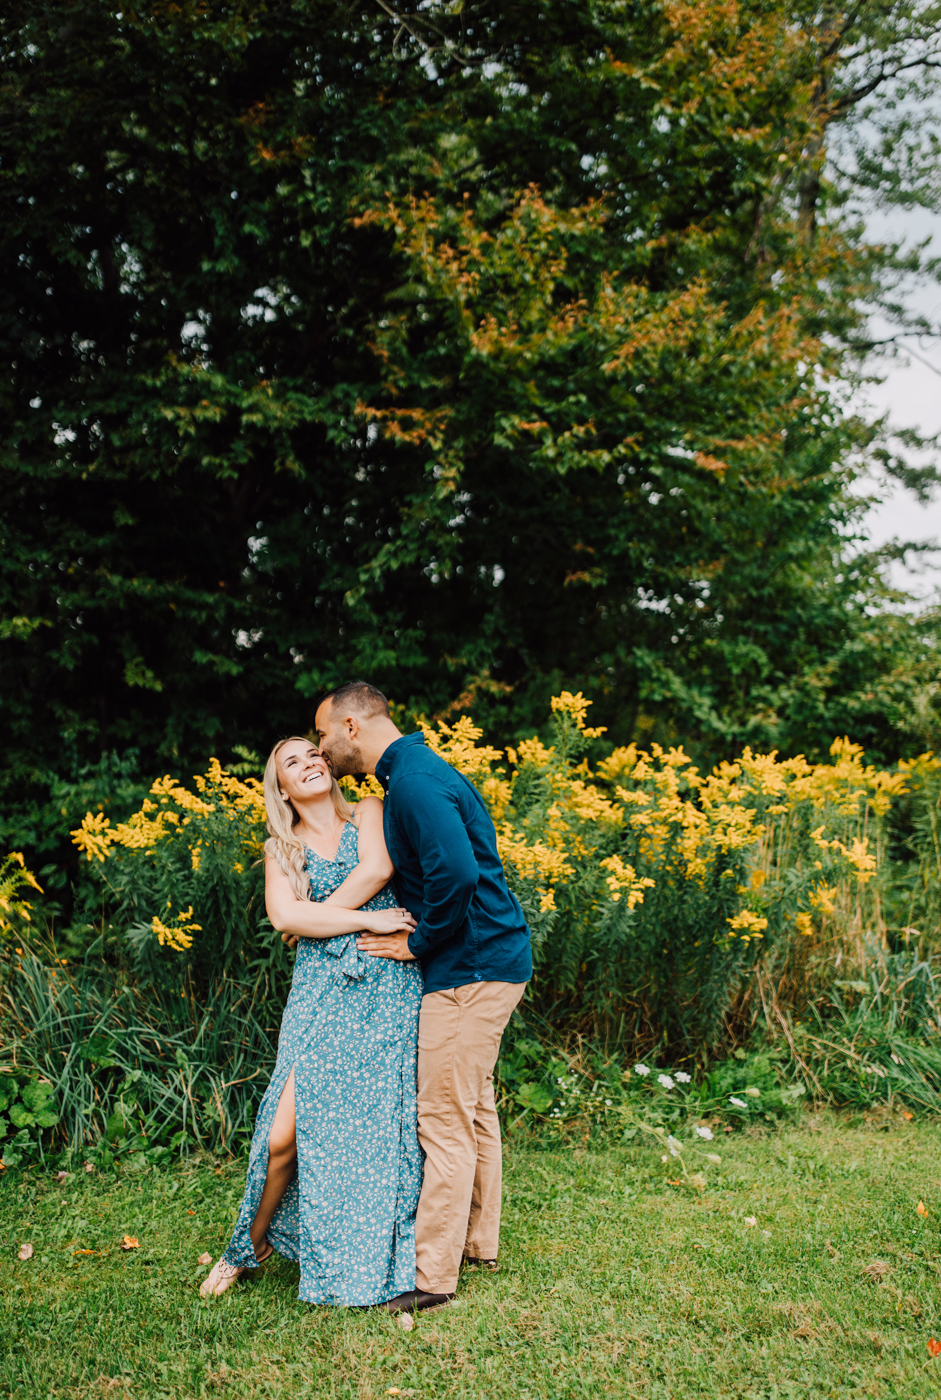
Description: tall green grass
3,941,278,1160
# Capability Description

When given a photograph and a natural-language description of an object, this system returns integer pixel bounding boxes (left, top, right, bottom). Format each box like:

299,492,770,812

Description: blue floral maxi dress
221,821,424,1305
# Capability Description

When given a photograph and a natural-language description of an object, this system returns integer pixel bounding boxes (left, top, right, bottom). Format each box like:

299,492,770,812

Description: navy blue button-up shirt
375,732,533,995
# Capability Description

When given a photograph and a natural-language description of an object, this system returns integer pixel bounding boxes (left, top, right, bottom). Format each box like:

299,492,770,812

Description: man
314,680,532,1313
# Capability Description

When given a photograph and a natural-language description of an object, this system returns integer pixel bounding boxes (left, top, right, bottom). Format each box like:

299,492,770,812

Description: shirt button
474,972,482,981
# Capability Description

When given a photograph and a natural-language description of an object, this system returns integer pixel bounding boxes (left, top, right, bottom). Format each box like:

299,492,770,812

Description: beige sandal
199,1241,274,1297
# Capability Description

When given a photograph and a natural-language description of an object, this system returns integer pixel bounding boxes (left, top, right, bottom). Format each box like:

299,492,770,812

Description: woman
200,737,423,1305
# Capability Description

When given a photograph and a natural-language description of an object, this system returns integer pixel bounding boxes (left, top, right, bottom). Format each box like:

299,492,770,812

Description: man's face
314,701,364,779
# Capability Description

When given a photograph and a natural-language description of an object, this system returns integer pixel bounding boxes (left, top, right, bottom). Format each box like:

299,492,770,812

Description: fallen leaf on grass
121,1235,139,1251
397,1313,414,1332
928,1338,941,1358
825,1241,840,1258
198,1253,212,1266
187,1209,195,1216
864,1261,892,1280
918,1201,929,1217
17,1243,32,1261
744,1217,757,1228
84,1163,94,1174
56,1171,69,1183
901,1110,914,1121
386,1390,402,1396
73,1249,96,1256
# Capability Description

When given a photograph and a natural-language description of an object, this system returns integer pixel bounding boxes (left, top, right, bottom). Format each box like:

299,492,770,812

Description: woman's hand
281,906,414,950
361,907,417,935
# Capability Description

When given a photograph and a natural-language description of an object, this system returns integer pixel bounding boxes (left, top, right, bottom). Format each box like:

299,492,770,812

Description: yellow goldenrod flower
727,910,769,939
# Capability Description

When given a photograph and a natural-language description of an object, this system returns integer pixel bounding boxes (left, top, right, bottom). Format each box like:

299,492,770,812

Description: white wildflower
634,1063,651,1077
675,1071,692,1084
667,1135,683,1157
729,1096,747,1108
661,1154,668,1162
658,1074,675,1089
604,1099,612,1106
694,1126,714,1141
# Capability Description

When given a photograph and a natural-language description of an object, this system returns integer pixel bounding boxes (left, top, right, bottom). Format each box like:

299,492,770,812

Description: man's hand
355,931,417,961
281,931,299,950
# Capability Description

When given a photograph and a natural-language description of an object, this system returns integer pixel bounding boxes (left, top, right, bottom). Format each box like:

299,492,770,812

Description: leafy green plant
0,1070,59,1167
497,1010,809,1146
71,763,281,992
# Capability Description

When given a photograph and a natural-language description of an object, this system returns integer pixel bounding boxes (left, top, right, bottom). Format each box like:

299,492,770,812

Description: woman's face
276,741,333,806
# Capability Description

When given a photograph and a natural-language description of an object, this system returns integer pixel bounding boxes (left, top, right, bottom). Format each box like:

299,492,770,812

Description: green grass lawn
2,1114,941,1398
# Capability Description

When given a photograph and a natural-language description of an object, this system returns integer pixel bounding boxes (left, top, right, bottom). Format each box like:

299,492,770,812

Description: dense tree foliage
3,0,941,874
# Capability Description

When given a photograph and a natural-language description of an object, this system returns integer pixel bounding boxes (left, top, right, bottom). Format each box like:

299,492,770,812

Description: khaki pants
414,980,526,1294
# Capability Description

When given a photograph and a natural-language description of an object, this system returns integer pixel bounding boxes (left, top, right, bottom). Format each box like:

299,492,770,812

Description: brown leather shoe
380,1289,455,1313
463,1256,499,1272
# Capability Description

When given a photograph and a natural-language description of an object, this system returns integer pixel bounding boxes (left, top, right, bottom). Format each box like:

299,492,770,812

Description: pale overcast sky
855,207,941,599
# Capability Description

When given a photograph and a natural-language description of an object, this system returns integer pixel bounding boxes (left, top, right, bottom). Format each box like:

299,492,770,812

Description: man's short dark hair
321,680,391,720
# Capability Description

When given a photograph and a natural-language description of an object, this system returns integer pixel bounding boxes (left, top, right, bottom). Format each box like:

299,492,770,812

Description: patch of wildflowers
0,852,43,938
151,906,201,953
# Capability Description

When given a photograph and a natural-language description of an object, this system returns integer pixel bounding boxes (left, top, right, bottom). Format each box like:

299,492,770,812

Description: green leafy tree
2,0,940,890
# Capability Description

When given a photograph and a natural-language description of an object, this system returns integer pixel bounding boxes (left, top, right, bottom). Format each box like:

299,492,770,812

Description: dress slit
219,822,423,1305
267,1063,297,1153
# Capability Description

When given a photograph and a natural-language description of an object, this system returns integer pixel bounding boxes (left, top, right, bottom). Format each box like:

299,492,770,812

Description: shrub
421,694,902,1048
70,761,281,991
0,688,917,1162
887,753,941,946
67,693,903,1050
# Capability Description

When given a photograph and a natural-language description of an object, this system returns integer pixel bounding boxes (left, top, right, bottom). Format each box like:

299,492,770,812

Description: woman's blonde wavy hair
263,736,353,901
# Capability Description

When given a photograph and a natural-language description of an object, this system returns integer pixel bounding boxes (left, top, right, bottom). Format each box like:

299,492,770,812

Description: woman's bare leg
249,1065,297,1258
200,1068,297,1296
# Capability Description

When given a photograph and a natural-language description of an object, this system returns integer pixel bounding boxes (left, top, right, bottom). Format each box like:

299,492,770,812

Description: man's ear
345,714,360,738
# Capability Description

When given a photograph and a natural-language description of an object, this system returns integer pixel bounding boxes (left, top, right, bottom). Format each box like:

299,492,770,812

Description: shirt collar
374,731,426,791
